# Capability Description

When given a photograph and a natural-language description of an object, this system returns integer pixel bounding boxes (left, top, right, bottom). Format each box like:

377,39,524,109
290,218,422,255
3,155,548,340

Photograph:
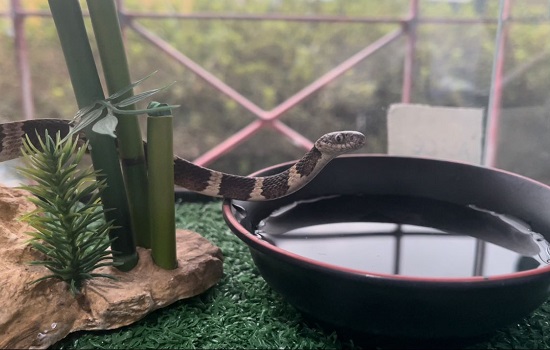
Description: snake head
314,131,366,155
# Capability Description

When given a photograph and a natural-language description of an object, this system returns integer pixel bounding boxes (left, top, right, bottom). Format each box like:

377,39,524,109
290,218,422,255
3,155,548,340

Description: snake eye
335,133,344,143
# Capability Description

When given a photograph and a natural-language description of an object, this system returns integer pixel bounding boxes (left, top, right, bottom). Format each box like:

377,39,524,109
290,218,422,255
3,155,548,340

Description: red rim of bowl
222,154,550,284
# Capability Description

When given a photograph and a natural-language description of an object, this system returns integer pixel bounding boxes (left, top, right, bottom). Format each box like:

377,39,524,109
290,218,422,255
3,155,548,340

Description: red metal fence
1,0,536,167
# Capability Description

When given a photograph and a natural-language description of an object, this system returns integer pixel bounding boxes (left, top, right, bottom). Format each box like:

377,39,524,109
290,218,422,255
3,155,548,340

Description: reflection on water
252,195,550,278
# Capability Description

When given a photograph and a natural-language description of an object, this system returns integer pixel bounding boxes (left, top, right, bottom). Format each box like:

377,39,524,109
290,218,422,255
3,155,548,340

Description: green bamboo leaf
106,70,158,102
70,107,105,136
115,82,175,108
73,103,98,121
91,112,118,138
109,104,179,115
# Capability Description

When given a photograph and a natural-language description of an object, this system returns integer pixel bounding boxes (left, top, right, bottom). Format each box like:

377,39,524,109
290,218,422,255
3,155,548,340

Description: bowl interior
226,154,550,281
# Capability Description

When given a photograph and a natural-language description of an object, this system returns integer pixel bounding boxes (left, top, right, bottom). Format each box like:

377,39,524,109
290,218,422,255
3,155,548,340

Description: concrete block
387,103,483,164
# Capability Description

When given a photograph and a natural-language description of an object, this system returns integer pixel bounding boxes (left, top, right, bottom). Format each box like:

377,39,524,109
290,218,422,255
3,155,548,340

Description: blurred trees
1,0,549,176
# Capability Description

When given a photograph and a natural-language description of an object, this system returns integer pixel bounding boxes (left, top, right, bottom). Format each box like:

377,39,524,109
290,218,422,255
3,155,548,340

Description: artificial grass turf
52,200,550,349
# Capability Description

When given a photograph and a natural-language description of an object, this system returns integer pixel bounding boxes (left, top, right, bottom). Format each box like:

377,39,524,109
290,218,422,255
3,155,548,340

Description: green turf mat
52,201,550,349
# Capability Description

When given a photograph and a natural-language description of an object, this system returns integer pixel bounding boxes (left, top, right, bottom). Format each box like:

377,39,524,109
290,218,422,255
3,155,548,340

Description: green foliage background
1,0,550,179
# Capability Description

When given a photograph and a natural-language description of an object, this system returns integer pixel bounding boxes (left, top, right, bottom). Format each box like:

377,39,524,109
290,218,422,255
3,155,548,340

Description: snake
0,119,365,201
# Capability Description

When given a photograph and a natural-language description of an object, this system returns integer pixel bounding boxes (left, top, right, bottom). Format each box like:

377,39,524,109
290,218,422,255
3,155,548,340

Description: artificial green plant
48,0,137,271
148,102,177,270
87,0,152,249
18,132,117,296
48,0,179,271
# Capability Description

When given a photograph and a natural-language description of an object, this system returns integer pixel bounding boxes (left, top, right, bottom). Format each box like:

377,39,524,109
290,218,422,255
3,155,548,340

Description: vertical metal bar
115,0,128,35
116,0,124,12
393,226,403,275
472,239,486,276
401,0,419,103
475,0,511,277
482,0,511,167
11,0,34,120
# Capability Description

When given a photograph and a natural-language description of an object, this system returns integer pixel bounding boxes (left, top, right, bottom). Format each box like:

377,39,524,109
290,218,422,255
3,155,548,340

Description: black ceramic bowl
222,155,550,340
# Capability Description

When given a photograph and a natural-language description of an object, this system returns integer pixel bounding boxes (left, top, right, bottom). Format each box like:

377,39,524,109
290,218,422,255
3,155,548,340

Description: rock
0,186,224,349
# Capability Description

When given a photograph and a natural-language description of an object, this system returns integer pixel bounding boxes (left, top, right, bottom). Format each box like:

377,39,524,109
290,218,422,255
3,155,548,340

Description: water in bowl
253,195,550,278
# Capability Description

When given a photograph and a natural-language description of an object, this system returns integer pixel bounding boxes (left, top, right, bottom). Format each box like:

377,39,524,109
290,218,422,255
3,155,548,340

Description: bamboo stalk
48,0,138,271
86,0,152,249
148,103,177,270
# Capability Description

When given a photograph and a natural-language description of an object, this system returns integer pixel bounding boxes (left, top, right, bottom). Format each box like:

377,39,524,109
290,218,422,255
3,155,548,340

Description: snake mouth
337,141,363,153
347,132,366,151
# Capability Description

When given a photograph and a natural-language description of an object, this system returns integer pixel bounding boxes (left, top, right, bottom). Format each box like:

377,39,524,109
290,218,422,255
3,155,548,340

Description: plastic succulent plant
17,131,118,296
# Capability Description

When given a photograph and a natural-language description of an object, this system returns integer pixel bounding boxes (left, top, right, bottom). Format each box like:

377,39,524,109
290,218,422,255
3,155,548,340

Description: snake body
0,119,365,201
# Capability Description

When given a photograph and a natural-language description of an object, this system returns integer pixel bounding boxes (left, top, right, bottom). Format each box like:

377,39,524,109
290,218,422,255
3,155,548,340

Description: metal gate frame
3,0,537,167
